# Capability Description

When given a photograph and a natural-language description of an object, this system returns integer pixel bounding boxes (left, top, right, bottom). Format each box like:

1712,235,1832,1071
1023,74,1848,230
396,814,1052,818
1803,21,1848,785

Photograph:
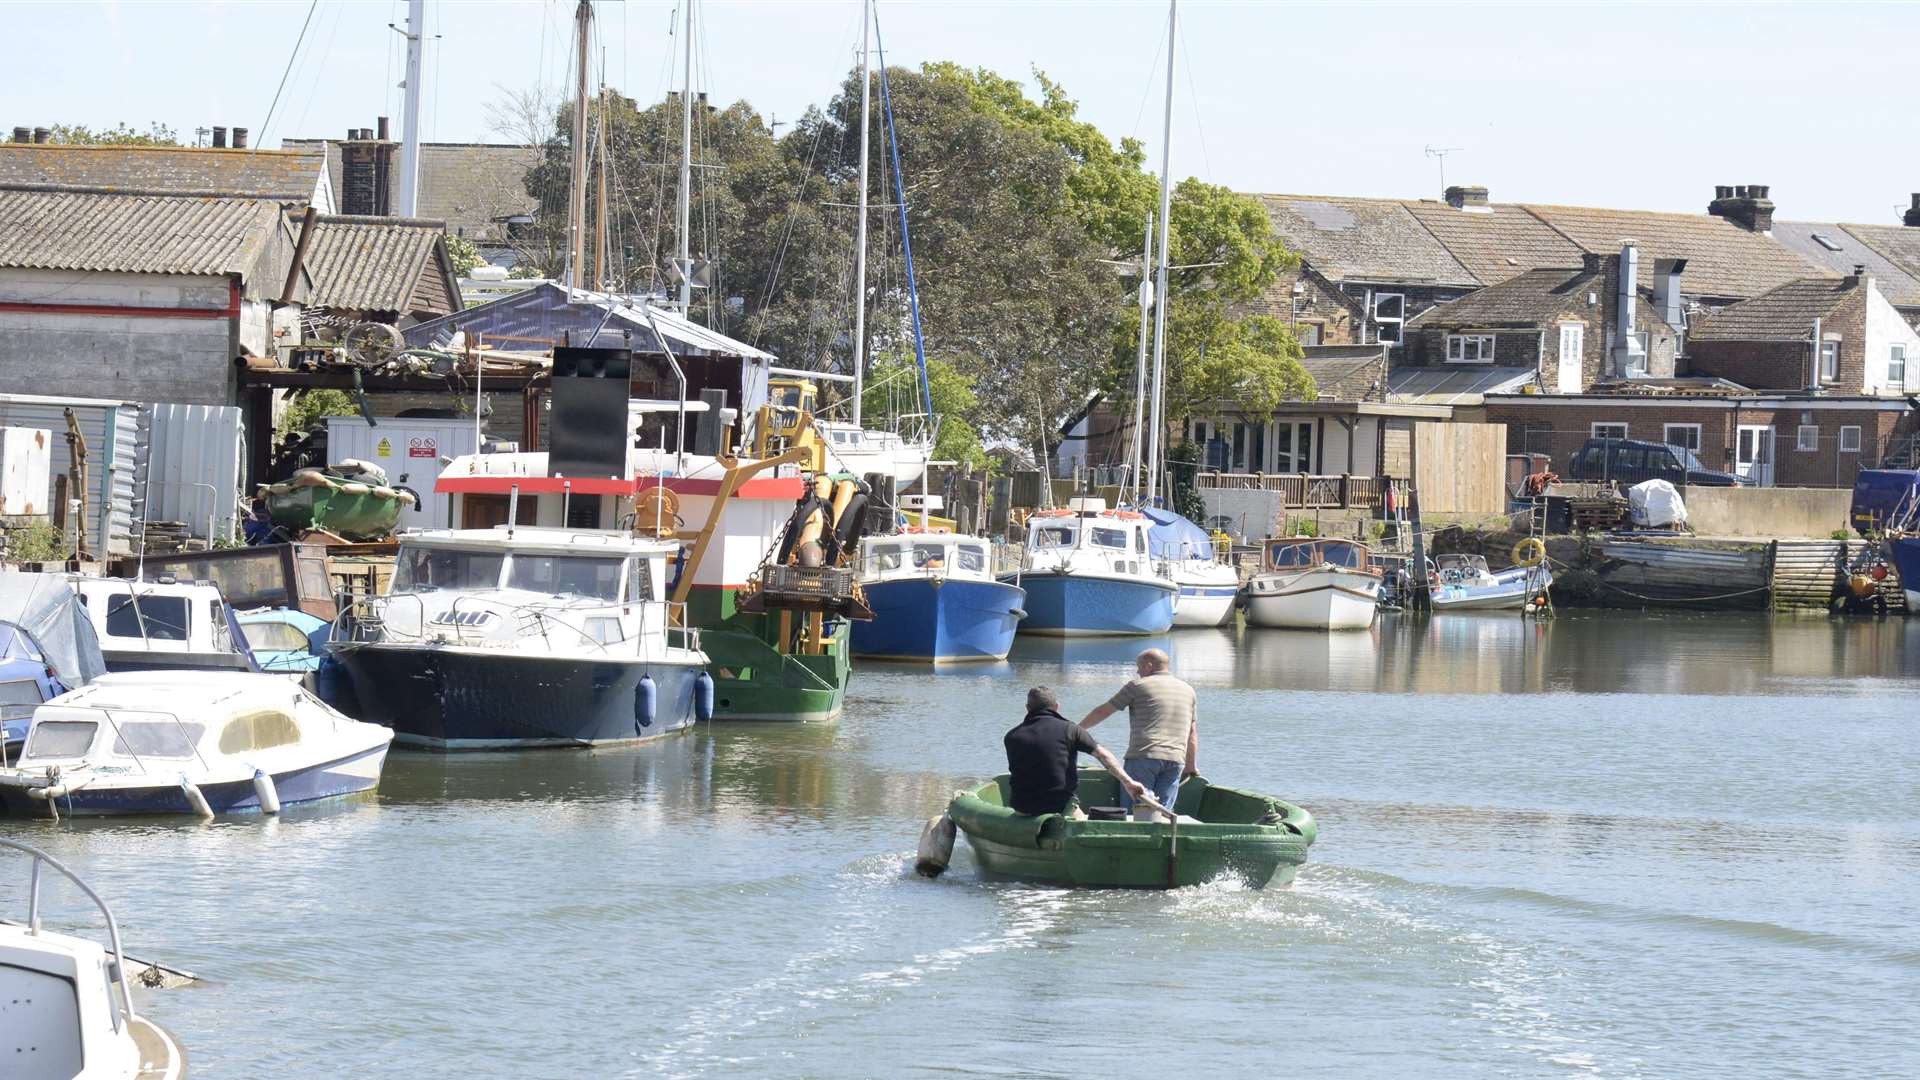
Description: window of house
1796,424,1820,451
1627,332,1651,376
1663,424,1702,451
1890,345,1907,386
1820,341,1840,382
1295,322,1323,346
1373,293,1405,345
1445,334,1496,363
1591,423,1629,441
1840,425,1863,453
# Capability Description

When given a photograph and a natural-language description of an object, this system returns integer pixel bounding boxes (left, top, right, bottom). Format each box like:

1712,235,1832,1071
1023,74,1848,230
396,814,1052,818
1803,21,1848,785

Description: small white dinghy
0,672,392,819
1427,553,1553,612
0,838,186,1078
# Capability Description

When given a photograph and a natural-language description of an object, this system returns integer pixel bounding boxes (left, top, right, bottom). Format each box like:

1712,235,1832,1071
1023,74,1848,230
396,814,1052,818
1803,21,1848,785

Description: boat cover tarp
1628,479,1687,528
1142,508,1215,561
0,572,106,685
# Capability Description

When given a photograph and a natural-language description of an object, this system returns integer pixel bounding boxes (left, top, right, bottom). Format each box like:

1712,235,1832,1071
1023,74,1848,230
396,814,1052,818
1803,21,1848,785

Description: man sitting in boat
1005,686,1151,818
1078,648,1197,812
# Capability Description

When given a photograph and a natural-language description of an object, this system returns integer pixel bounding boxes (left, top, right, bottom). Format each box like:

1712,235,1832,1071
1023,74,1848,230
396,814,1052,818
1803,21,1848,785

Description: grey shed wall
0,393,141,556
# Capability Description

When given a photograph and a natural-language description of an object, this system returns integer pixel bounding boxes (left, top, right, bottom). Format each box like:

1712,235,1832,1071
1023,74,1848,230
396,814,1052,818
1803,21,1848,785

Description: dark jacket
1003,708,1100,816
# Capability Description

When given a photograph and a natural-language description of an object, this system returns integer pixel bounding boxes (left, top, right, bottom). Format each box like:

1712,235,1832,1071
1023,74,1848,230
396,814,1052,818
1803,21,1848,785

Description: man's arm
1089,743,1158,811
1079,702,1117,730
1183,718,1199,778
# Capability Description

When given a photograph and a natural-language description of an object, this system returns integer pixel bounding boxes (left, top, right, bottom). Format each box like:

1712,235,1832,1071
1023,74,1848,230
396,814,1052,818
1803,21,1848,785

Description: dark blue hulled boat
1890,535,1920,611
1004,500,1176,637
852,534,1025,662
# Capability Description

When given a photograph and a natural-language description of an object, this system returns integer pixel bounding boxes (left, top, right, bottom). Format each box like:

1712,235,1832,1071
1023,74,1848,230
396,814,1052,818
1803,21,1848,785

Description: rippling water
4,612,1917,1078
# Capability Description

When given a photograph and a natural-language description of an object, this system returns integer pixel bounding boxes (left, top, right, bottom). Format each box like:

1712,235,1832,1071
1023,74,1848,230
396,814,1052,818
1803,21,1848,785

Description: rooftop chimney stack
1653,257,1688,333
11,127,28,143
32,127,50,144
211,126,226,148
1445,185,1490,212
232,127,248,149
1613,241,1645,377
377,116,390,140
339,119,397,216
1708,183,1774,233
1904,194,1920,228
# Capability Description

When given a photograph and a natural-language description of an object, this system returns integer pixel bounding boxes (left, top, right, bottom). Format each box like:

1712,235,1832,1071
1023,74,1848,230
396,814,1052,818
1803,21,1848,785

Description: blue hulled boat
1890,535,1920,611
852,533,1025,662
1004,499,1176,637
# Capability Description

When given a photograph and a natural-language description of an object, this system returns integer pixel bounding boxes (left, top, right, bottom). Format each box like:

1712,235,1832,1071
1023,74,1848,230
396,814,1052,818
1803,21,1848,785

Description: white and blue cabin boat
1428,553,1553,611
1005,499,1176,636
851,532,1026,662
1141,508,1240,627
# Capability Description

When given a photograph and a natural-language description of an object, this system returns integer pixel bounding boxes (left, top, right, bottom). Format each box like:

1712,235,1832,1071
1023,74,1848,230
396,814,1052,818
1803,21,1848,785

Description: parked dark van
1565,438,1744,487
1849,469,1920,535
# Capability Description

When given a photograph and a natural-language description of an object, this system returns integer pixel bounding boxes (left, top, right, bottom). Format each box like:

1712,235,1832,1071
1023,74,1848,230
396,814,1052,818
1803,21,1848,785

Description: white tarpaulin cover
1629,480,1688,528
0,571,106,685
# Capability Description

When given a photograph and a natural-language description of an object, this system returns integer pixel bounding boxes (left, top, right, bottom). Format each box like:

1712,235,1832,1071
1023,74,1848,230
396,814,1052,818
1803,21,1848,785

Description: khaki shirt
1107,673,1196,763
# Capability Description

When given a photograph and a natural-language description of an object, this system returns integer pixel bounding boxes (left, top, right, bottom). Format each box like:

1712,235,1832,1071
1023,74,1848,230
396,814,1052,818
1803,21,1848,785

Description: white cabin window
1796,424,1820,451
624,559,655,602
394,549,505,592
507,555,624,601
1840,425,1862,453
111,721,203,759
1089,527,1128,549
1890,345,1907,386
1445,334,1496,363
1663,424,1702,451
1031,525,1075,549
911,544,950,569
23,720,98,759
957,545,987,573
1373,293,1406,345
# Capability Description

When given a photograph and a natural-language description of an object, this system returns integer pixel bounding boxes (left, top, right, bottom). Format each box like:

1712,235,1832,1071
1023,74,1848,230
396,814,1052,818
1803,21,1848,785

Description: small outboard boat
942,769,1316,889
0,838,186,1077
1427,553,1553,611
63,576,256,674
0,671,392,818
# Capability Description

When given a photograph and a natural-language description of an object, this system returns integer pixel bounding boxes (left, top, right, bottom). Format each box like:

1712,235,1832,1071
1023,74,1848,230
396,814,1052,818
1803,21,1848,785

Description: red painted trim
0,300,231,320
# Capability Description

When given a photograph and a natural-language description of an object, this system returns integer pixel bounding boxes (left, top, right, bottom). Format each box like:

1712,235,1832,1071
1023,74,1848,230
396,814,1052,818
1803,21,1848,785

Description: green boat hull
687,586,850,723
948,770,1316,889
267,485,403,541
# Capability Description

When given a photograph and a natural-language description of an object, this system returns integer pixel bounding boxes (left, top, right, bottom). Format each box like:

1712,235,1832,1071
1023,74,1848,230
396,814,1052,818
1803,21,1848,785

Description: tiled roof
1405,266,1593,327
1398,201,1584,286
1687,277,1861,341
1256,194,1478,287
0,186,283,275
1519,203,1825,299
303,214,450,313
1830,223,1920,302
0,144,325,200
1388,365,1538,405
1769,221,1920,306
282,140,540,241
1298,345,1388,401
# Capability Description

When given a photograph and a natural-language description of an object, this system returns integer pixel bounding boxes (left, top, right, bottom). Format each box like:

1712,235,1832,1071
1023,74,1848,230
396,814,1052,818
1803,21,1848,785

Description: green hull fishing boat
262,465,413,541
945,770,1316,889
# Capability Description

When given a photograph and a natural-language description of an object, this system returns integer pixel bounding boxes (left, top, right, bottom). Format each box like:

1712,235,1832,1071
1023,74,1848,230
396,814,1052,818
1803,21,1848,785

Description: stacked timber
1589,541,1771,610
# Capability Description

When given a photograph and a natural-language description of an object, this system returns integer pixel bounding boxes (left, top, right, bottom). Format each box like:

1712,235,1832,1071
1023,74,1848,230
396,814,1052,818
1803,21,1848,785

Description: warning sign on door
375,437,393,457
408,436,438,458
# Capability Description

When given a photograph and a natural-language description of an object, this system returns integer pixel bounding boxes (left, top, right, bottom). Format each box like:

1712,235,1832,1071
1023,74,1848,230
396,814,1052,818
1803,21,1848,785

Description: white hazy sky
12,1,1920,224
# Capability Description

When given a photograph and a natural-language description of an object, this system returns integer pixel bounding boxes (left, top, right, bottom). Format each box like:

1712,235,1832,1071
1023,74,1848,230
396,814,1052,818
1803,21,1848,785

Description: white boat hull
1246,567,1381,630
1429,566,1553,612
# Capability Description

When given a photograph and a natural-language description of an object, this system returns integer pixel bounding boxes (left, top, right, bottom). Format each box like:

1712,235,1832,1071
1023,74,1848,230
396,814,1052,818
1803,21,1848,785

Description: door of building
1557,324,1584,394
1735,425,1775,487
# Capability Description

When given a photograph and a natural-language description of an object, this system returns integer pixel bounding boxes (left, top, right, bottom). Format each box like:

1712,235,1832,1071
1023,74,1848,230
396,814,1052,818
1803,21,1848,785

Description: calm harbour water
5,612,1918,1079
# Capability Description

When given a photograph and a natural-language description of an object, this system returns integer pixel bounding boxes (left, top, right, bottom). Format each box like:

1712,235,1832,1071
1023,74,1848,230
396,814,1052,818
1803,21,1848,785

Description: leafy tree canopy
445,235,484,277
48,123,178,146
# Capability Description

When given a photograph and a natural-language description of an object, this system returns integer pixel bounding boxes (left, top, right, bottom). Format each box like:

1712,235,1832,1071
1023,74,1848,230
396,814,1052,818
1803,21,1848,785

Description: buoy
179,776,214,819
1849,574,1876,599
914,812,957,878
1511,537,1548,568
1871,564,1889,581
252,769,281,815
693,671,715,722
633,675,657,732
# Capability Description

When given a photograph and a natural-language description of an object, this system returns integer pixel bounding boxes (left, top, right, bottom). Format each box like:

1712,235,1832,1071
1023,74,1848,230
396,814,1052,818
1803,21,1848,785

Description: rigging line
1128,14,1169,143
384,0,398,118
292,0,348,141
1177,25,1216,185
873,8,933,418
259,0,321,144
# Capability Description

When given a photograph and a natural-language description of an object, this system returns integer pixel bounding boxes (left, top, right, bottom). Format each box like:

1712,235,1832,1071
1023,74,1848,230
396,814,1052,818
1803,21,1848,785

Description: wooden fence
1193,473,1385,509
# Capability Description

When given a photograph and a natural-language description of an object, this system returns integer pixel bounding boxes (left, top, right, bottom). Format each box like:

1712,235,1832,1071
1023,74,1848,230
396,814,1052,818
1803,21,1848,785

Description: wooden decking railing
1195,472,1387,509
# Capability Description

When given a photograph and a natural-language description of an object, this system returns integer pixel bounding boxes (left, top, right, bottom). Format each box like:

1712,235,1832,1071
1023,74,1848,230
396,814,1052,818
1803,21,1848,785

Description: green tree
445,235,483,277
276,389,358,438
48,123,179,146
859,355,986,469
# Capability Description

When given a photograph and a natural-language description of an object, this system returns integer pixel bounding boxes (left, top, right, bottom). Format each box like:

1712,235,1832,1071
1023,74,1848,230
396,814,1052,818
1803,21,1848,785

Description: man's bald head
1136,648,1170,675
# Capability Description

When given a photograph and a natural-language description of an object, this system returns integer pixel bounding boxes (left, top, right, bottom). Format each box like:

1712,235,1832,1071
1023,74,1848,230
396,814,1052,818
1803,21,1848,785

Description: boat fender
693,671,715,722
252,769,281,815
1511,537,1547,568
394,487,418,507
914,812,957,878
338,482,373,496
179,776,214,819
371,485,399,500
633,675,657,732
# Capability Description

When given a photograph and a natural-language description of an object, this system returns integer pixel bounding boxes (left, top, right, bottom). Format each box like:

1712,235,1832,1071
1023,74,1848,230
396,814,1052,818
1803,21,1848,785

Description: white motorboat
0,671,392,818
1245,538,1384,631
1004,499,1177,636
330,526,713,748
0,839,186,1078
63,576,254,674
817,419,933,490
1428,553,1553,611
1140,508,1239,627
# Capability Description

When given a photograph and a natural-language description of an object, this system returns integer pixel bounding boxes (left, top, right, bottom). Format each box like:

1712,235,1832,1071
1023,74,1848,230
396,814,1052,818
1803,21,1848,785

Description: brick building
1686,272,1920,396
284,126,540,256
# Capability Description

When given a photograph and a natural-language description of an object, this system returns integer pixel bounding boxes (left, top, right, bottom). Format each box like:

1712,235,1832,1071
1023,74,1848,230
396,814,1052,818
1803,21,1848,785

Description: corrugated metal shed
0,186,284,276
303,214,456,315
138,403,245,542
1388,366,1538,405
0,393,141,556
403,283,776,360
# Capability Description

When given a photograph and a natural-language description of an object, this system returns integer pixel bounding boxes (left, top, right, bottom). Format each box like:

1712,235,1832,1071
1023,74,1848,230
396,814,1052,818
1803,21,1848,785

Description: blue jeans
1121,758,1183,812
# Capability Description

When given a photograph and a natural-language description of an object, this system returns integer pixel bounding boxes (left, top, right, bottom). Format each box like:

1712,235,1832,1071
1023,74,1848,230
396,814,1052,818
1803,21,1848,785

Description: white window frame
1662,423,1702,452
1591,422,1629,441
1626,331,1651,376
1445,333,1496,363
1839,425,1862,453
1890,345,1907,387
1819,341,1840,383
1373,293,1406,345
1795,424,1820,452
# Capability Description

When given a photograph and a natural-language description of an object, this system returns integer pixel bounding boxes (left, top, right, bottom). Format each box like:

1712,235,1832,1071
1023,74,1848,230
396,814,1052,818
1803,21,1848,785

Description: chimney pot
11,127,28,143
377,117,390,140
1444,184,1489,211
212,126,227,148
1752,185,1769,199
232,126,248,149
1904,195,1920,228
32,127,50,144
1854,264,1867,276
1715,185,1733,199
346,127,359,140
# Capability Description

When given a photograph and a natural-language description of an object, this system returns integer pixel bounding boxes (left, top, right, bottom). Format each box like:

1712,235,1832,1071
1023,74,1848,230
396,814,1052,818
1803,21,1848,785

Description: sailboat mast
397,0,425,216
1127,212,1153,505
1145,0,1177,506
567,1,592,291
594,84,610,291
677,0,695,312
850,0,872,429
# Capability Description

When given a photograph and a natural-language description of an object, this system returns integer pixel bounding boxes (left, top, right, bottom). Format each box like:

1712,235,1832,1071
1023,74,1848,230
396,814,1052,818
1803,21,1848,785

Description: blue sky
15,1,1919,224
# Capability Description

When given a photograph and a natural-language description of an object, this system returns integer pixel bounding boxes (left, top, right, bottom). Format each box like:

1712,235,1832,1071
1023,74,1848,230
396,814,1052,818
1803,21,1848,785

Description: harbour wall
1680,487,1851,539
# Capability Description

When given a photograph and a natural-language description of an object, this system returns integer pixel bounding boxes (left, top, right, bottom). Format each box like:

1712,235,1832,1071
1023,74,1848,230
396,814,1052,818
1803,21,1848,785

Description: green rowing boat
946,769,1316,889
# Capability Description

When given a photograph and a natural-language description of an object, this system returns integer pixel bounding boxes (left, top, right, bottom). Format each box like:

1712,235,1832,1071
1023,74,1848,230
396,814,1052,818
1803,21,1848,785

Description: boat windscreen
104,595,189,641
957,545,987,573
23,719,96,759
394,548,506,592
1031,525,1076,548
111,720,204,759
1268,543,1314,568
911,545,949,569
507,555,624,601
1322,543,1365,569
1089,527,1129,549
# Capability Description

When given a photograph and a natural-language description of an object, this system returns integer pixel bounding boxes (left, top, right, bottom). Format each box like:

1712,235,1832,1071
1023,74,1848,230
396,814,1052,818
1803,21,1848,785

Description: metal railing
3,838,138,1031
1194,472,1386,509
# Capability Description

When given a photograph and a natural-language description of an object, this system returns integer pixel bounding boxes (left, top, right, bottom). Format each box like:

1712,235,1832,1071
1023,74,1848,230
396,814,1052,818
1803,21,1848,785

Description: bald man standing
1079,648,1198,813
